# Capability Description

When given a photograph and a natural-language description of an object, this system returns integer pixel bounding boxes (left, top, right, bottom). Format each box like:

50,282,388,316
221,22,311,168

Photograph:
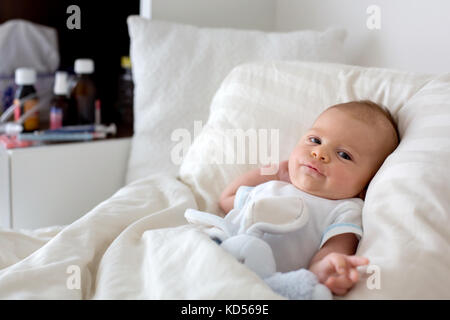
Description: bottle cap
15,68,37,85
53,71,69,95
74,59,95,74
121,56,131,69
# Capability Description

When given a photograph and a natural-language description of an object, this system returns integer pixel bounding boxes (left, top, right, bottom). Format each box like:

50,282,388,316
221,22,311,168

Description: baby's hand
310,253,369,296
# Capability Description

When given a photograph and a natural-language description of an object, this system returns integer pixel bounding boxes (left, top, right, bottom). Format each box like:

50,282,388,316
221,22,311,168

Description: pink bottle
50,107,63,129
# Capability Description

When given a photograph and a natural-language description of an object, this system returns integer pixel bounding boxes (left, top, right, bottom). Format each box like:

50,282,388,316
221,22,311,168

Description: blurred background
0,0,140,132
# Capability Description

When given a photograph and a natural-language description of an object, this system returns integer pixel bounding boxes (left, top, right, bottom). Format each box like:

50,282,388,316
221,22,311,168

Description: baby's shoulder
330,197,364,214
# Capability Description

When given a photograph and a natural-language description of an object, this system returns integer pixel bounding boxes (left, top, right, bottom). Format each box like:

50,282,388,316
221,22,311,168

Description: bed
0,15,449,300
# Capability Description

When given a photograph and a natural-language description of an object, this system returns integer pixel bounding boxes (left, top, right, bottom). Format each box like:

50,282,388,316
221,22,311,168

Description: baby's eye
338,151,352,161
309,137,321,144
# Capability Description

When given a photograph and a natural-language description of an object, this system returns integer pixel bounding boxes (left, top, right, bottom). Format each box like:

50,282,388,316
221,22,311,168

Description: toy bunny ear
244,196,309,237
185,208,236,237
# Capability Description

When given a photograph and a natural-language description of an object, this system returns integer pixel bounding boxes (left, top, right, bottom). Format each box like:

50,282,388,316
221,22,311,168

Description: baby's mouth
301,163,325,177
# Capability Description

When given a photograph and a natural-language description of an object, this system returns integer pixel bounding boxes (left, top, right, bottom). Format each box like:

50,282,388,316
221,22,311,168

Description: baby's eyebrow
307,127,322,136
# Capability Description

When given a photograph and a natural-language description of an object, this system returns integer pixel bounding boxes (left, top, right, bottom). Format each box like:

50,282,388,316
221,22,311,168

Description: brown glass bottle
14,68,39,132
115,56,134,136
70,59,97,124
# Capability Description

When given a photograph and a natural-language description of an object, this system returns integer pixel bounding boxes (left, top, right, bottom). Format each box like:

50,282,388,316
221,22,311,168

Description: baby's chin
291,179,359,200
289,168,363,200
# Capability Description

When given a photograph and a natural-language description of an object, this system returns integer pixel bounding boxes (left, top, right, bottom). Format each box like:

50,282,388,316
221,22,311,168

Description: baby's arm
308,233,369,296
219,161,290,214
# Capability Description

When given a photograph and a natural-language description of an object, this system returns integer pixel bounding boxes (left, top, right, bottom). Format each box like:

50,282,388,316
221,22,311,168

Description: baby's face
288,108,390,200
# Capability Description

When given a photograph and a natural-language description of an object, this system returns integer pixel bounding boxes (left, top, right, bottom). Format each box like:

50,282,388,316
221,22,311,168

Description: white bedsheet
0,174,282,299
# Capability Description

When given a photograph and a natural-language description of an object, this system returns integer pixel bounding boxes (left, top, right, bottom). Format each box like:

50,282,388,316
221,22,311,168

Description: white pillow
179,61,450,299
126,16,348,183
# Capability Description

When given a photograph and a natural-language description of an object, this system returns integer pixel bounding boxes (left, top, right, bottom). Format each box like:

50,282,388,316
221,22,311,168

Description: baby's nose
311,149,330,163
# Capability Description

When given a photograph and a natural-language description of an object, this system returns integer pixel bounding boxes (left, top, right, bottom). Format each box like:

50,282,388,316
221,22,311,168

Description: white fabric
179,61,450,299
0,225,64,270
126,16,348,183
0,174,282,299
225,181,363,272
0,19,59,74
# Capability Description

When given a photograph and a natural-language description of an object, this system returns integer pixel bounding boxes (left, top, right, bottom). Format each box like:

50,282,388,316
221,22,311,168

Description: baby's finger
331,287,348,296
325,274,353,290
328,254,348,275
346,256,370,268
349,268,360,283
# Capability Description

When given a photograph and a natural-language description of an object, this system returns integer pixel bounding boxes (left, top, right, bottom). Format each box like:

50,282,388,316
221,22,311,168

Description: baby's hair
356,100,399,143
329,100,400,148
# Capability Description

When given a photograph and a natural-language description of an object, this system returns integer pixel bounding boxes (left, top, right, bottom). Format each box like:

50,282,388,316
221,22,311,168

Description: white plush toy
185,205,332,300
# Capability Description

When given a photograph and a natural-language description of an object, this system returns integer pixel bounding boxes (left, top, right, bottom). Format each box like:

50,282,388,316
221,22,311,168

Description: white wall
141,0,450,74
275,0,450,74
151,0,276,31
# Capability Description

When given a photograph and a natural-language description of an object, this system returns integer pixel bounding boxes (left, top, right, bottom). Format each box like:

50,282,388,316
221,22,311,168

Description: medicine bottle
70,59,97,124
116,56,134,135
50,71,70,129
14,68,39,132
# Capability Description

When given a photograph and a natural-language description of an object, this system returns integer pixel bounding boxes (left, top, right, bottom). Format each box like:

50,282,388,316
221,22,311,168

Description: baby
218,100,399,296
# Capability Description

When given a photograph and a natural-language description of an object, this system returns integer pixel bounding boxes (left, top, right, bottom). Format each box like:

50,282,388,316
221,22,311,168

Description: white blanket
0,174,282,299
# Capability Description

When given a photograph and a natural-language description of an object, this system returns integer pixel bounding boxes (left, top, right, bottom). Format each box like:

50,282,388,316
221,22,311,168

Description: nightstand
0,137,131,230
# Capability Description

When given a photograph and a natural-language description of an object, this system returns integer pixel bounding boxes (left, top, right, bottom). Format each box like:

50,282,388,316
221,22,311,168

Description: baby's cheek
289,147,301,160
288,151,300,169
346,171,367,194
333,168,361,191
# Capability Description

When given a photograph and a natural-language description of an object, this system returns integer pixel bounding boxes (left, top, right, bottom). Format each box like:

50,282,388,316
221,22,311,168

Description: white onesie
226,180,363,273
